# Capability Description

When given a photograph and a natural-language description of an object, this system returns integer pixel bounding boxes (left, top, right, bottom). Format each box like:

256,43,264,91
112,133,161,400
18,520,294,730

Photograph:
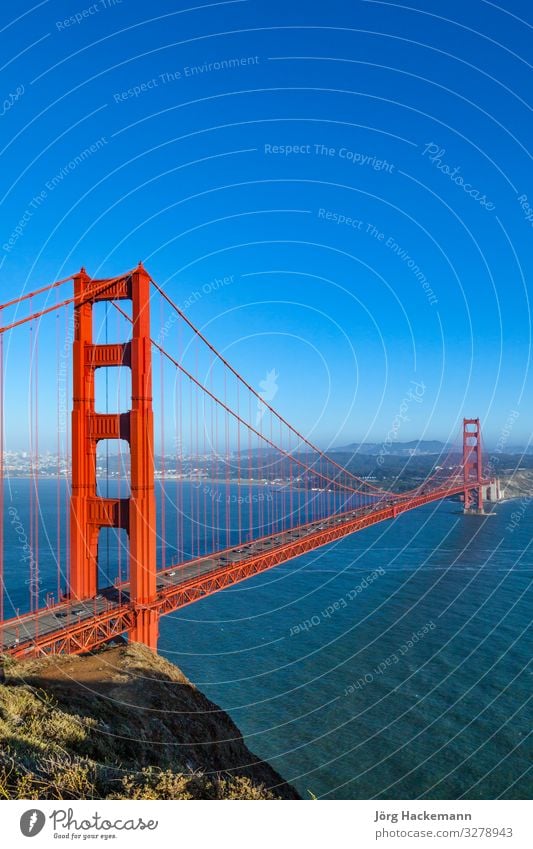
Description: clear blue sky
0,0,531,451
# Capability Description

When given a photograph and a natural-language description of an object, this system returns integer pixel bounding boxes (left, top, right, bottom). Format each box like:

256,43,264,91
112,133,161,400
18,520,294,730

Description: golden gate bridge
0,264,494,658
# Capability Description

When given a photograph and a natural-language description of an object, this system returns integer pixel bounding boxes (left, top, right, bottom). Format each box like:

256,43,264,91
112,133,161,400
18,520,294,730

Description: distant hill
328,440,447,456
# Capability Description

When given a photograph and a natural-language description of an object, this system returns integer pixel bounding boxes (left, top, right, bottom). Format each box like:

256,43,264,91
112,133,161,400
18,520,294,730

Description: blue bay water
2,480,532,799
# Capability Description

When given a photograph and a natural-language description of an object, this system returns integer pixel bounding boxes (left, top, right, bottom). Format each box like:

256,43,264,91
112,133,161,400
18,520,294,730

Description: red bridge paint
0,265,491,659
70,265,157,648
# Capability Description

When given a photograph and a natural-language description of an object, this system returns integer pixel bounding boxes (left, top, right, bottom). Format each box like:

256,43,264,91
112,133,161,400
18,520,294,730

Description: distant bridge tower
69,264,158,648
463,417,484,513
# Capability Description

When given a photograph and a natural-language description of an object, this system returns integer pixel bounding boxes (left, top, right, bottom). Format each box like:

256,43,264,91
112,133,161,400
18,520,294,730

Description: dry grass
0,644,298,800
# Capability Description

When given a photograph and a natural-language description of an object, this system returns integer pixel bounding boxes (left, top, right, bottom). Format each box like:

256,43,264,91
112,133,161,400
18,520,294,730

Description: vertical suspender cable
189,377,193,559
0,322,3,625
34,314,39,615
289,428,293,531
210,357,215,555
160,301,166,571
237,383,241,545
195,344,200,559
214,372,220,551
268,410,273,535
178,318,183,562
178,378,183,563
178,365,182,562
278,419,282,532
225,374,230,548
202,384,207,558
248,394,252,542
29,306,34,613
257,415,262,537
56,313,61,601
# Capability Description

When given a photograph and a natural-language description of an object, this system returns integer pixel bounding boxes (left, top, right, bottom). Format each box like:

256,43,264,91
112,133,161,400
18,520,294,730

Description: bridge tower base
69,264,158,650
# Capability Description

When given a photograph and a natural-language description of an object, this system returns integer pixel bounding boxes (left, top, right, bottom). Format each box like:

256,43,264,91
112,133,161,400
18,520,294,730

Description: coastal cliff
499,469,533,500
0,643,299,800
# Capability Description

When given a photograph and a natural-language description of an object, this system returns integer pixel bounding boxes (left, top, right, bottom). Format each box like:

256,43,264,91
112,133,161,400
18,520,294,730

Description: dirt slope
0,642,299,800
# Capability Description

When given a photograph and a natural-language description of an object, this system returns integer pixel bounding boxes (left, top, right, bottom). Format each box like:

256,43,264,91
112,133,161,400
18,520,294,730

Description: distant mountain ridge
328,441,533,456
328,440,447,456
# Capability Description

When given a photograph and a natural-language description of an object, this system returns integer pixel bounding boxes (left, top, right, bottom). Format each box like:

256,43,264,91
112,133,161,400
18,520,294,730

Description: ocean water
2,480,532,799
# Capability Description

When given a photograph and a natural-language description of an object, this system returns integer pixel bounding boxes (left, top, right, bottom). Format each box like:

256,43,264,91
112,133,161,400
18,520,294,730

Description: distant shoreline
3,474,532,502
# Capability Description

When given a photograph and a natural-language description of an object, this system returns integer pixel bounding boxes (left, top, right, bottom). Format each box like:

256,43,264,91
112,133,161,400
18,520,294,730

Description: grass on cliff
0,645,294,800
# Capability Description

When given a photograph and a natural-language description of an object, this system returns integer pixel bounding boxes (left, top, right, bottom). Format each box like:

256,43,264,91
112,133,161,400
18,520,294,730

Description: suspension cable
149,278,459,499
0,271,135,335
111,300,384,497
0,274,75,311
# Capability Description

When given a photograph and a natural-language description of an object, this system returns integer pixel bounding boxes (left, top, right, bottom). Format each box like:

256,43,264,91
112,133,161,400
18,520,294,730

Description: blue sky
0,0,531,451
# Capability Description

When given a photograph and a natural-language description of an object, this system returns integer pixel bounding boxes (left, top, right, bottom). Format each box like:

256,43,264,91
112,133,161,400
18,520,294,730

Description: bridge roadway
2,509,371,652
1,481,475,657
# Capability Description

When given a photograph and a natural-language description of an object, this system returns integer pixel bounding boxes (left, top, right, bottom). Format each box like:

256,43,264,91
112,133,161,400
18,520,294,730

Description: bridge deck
1,482,475,658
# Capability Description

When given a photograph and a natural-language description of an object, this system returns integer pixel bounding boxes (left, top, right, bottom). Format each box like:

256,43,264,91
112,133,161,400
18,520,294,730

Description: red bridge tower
463,417,484,513
69,264,158,648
